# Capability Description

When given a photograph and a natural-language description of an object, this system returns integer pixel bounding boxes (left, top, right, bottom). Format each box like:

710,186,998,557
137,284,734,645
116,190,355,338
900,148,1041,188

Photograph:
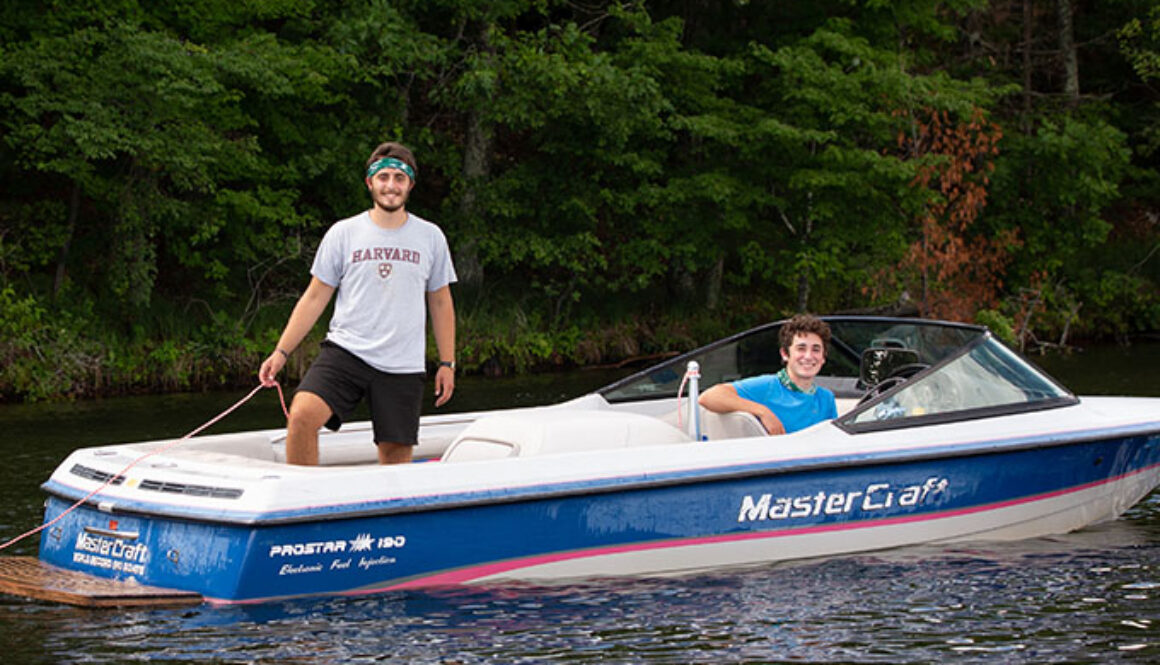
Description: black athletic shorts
295,341,426,446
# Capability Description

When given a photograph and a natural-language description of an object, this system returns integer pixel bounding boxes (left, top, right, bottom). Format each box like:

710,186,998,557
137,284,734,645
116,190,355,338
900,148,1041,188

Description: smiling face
366,168,413,213
781,331,827,387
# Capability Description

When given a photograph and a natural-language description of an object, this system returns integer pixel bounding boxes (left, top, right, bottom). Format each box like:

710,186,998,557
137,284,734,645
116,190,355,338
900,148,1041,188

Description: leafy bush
0,288,102,401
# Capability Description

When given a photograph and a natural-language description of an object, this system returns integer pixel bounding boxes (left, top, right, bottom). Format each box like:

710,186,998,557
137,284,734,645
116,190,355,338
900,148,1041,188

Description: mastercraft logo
738,476,949,523
72,532,149,576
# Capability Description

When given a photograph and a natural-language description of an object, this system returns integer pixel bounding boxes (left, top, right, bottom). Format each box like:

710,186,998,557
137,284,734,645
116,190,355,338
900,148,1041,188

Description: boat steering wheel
857,362,930,405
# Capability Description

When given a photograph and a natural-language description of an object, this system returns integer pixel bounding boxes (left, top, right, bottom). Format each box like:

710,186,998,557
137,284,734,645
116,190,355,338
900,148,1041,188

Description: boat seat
442,410,692,462
701,411,768,439
162,433,277,462
658,409,767,440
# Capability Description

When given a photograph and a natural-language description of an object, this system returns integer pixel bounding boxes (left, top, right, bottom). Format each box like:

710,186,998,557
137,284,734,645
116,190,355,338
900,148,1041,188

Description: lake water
1,343,1158,663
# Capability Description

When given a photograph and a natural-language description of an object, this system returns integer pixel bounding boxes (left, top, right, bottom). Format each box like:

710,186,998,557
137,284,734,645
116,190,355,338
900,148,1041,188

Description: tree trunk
1022,0,1034,120
53,182,81,298
796,272,810,313
455,21,495,287
1057,0,1079,106
706,254,723,310
796,213,814,313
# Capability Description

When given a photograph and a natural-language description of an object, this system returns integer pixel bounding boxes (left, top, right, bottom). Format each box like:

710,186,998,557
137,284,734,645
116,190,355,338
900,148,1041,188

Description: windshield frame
597,316,990,404
835,332,1078,435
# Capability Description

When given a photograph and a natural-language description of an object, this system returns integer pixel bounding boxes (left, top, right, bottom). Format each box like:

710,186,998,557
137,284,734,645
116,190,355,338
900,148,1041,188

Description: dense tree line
1,1,1158,401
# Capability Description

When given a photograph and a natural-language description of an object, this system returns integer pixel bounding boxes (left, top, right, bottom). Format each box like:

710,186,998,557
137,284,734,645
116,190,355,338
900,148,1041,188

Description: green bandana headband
366,157,415,181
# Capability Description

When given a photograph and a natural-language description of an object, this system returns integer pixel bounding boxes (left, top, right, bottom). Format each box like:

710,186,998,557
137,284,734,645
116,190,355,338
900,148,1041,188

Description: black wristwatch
438,360,456,370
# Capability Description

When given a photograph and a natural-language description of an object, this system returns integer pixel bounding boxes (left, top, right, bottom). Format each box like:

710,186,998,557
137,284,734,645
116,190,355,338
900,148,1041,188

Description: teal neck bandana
777,367,815,395
366,157,415,181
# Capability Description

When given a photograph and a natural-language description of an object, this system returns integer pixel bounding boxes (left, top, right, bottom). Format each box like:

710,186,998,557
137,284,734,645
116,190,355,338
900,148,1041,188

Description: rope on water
0,382,290,553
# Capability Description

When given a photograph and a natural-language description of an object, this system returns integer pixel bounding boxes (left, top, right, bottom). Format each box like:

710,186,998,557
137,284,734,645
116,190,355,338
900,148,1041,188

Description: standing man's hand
258,278,335,388
427,285,456,408
259,349,289,387
434,363,455,407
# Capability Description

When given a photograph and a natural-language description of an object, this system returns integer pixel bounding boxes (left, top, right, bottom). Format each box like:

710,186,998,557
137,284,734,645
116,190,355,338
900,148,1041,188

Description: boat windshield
599,317,985,403
839,333,1075,431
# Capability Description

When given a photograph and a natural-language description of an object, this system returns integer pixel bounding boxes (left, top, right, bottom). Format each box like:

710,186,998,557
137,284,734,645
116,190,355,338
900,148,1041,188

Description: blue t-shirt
733,370,838,433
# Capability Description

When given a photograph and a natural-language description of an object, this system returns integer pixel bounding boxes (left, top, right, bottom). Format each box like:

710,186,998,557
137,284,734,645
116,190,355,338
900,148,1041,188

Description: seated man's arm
698,383,785,435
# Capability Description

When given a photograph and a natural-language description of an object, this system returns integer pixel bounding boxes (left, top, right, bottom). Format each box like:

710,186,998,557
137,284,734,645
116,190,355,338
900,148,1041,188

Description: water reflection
1032,341,1160,398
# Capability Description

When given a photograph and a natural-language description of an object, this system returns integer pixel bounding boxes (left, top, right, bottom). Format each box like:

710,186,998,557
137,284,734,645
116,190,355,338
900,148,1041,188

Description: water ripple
1,499,1157,664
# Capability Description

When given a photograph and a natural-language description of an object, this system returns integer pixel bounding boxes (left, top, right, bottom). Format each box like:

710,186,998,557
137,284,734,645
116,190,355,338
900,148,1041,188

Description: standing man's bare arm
259,277,336,386
427,285,456,407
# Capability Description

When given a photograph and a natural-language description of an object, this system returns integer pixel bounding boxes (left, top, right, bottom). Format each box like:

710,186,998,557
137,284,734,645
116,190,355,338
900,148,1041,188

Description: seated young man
698,314,838,435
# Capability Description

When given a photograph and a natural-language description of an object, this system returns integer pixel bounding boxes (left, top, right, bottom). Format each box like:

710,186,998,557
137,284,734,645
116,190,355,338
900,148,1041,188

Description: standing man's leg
369,373,424,466
285,391,333,465
376,442,413,465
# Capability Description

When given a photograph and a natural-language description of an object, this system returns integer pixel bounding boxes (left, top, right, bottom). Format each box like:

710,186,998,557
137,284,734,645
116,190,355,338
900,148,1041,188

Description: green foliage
974,309,1016,346
989,115,1130,281
1083,270,1160,336
454,302,726,376
0,0,1157,401
0,2,347,315
1120,7,1160,85
0,288,102,401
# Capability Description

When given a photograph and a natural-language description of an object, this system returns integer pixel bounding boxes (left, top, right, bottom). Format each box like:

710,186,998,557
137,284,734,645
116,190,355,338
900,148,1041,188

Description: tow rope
0,382,290,553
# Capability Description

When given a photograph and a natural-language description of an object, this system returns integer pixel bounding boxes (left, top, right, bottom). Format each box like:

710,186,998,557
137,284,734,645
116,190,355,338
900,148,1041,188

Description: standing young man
699,314,837,434
259,142,457,465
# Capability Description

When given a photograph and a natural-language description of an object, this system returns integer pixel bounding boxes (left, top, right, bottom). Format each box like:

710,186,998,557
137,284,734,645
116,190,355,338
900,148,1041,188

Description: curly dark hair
778,314,831,352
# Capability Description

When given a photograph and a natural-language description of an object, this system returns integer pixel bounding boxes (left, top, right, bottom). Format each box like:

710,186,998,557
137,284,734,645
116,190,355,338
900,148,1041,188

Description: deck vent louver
68,464,243,499
70,464,126,485
136,480,244,500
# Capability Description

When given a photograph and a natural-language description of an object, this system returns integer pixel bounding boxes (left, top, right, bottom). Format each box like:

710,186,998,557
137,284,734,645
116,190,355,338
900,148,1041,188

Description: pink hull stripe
383,462,1160,591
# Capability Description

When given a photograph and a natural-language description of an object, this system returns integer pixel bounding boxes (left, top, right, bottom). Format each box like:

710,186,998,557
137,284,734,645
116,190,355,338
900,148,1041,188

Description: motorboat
6,316,1160,605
